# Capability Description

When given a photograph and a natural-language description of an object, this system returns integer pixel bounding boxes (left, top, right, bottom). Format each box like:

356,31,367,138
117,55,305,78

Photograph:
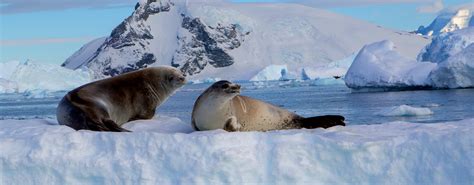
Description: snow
345,28,474,90
416,6,473,36
122,115,194,133
62,37,107,70
0,61,91,94
376,105,434,117
189,77,222,84
0,117,472,184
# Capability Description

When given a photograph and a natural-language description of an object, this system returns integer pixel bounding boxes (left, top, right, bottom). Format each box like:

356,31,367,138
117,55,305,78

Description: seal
56,66,186,132
192,80,345,132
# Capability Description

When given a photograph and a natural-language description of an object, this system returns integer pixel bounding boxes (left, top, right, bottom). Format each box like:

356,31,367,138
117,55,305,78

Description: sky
0,0,472,64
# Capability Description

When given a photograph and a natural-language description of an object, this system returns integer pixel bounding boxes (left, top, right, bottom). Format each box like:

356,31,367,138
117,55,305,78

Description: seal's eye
168,76,174,82
222,84,229,89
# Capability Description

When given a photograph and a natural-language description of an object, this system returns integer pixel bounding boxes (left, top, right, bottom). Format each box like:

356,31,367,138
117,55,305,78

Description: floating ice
344,40,436,89
345,28,474,90
376,105,434,117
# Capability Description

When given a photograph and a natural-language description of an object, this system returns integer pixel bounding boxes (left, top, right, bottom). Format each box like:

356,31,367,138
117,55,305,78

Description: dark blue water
1,81,473,125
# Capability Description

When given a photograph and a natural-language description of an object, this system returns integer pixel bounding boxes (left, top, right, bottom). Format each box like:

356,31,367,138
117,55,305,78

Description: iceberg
0,117,472,184
345,27,474,91
376,105,434,117
344,40,436,90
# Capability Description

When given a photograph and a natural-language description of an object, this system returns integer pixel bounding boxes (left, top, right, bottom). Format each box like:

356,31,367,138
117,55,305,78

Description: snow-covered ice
122,116,194,133
376,105,434,117
0,117,472,184
0,61,91,94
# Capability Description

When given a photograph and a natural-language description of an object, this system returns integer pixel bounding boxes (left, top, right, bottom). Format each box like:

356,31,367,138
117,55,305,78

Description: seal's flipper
103,119,131,132
223,116,241,132
299,115,345,129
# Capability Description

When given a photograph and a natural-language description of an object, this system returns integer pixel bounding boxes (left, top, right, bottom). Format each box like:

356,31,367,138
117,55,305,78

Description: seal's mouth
225,84,241,94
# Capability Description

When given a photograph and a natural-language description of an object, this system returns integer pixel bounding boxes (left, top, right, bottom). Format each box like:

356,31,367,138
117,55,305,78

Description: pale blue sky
0,0,472,64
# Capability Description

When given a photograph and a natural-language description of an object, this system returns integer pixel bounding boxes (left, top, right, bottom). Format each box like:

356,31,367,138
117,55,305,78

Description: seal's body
57,67,186,132
192,81,345,132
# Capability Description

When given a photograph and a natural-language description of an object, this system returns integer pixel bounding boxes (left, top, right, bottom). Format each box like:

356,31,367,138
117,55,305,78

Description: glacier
0,117,472,184
345,27,474,90
0,61,91,94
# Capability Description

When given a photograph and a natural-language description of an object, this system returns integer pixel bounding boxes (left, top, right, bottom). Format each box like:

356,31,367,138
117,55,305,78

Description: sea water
1,81,473,125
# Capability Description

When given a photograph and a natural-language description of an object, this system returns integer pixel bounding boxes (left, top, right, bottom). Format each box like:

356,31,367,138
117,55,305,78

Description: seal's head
209,80,241,98
148,66,186,89
166,68,187,89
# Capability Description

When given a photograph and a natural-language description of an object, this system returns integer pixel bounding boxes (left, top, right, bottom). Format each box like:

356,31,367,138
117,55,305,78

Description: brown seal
192,80,345,132
57,67,186,132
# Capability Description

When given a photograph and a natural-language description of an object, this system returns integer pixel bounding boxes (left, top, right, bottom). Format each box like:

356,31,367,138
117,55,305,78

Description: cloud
439,2,474,14
0,0,450,14
266,0,438,8
0,0,137,14
0,37,96,46
417,0,443,13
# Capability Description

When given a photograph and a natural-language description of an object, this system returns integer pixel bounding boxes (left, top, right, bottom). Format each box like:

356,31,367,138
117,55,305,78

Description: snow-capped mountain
64,0,429,80
416,8,473,36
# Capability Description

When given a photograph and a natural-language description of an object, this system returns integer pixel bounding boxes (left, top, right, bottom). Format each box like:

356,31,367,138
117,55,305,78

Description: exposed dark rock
103,53,156,76
172,16,248,76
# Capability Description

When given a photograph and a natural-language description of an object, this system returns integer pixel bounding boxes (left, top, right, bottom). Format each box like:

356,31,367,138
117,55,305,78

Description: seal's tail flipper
299,115,345,129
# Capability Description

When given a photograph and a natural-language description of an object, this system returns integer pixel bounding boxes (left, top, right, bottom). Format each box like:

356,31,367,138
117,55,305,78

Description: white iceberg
376,105,434,117
0,117,472,184
0,60,91,94
344,40,436,90
345,28,474,90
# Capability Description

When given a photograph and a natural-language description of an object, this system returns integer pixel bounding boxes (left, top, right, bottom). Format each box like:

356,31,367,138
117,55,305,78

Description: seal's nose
231,84,241,90
177,76,186,83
